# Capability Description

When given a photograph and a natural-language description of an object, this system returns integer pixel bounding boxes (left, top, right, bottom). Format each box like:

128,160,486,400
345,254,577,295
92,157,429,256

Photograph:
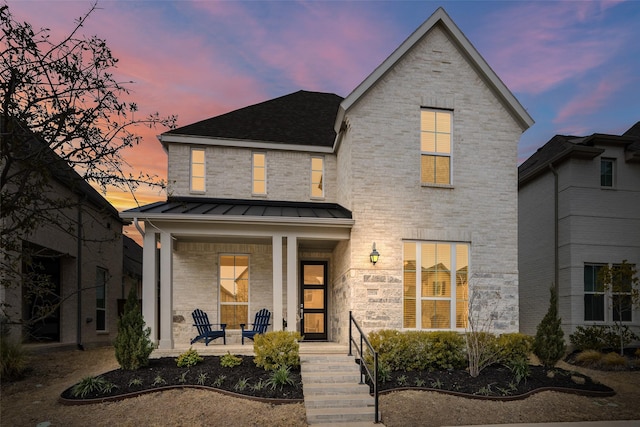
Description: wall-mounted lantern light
369,242,380,265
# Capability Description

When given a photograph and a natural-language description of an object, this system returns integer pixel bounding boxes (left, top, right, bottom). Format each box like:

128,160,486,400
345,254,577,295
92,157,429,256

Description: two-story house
121,7,533,348
518,121,640,337
1,137,130,349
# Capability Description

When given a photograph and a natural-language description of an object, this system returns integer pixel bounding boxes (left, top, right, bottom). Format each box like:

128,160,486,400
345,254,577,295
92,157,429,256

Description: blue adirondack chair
240,308,271,344
191,309,226,345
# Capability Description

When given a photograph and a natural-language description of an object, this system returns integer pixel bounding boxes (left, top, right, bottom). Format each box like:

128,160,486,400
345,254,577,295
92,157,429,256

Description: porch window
403,242,468,329
252,152,266,195
311,156,324,198
220,255,249,329
420,109,452,185
190,148,206,193
96,267,108,331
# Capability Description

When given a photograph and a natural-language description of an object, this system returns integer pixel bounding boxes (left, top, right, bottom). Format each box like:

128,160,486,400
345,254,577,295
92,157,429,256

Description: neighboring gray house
1,139,127,348
121,8,533,348
518,121,640,337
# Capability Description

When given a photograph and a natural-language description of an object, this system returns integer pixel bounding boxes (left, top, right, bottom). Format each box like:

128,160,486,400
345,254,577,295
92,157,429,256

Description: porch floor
151,341,349,357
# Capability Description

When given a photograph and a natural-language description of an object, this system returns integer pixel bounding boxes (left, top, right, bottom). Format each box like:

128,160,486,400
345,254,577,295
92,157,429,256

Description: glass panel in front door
301,262,327,339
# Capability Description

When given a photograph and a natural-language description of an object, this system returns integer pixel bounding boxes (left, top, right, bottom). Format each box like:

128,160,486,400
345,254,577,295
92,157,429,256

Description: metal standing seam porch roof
120,197,353,225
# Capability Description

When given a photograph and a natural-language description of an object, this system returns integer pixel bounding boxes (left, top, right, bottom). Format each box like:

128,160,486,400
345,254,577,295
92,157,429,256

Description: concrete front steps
301,354,382,426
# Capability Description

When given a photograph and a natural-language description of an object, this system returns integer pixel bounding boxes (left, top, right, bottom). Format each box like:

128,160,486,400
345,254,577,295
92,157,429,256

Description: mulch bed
371,364,615,400
60,355,617,405
60,355,303,404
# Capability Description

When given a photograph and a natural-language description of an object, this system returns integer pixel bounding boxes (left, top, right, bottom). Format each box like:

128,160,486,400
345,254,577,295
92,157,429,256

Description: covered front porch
121,198,353,349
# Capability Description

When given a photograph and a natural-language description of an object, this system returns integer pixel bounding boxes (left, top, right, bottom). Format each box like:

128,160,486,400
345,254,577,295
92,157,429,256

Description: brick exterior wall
336,24,522,337
167,143,337,203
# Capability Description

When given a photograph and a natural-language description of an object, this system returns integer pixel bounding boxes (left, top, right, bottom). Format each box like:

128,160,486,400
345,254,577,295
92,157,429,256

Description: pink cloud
480,2,628,94
555,73,627,124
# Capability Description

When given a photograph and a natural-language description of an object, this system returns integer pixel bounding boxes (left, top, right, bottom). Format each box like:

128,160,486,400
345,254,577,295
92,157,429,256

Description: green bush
533,286,566,368
497,333,533,365
71,376,117,398
570,326,604,351
368,330,466,372
0,319,29,381
114,287,155,370
254,331,302,371
175,347,203,367
220,352,242,368
570,325,639,352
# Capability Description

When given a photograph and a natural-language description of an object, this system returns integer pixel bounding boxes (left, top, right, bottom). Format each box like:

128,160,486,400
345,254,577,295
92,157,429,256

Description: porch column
286,235,297,334
158,231,173,349
272,234,283,331
142,230,158,345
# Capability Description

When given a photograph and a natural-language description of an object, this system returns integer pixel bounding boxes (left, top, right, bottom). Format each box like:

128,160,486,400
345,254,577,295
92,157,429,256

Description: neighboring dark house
519,121,640,337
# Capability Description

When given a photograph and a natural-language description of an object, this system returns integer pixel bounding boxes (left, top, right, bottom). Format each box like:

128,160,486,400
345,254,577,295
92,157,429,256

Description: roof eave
160,133,333,153
118,211,354,228
519,145,604,186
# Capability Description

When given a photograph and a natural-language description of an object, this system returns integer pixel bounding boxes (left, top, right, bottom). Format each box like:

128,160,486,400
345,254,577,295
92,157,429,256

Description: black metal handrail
348,311,379,424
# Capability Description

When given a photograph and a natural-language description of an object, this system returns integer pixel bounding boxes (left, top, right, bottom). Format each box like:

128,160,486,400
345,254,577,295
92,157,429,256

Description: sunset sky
7,0,640,238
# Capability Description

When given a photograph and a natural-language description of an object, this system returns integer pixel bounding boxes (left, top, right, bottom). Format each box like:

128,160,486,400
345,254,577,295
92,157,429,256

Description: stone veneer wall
171,241,283,345
334,24,523,338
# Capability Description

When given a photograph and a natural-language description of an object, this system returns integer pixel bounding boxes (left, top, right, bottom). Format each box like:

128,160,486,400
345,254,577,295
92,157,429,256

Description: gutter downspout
549,164,559,299
76,198,84,350
134,217,145,238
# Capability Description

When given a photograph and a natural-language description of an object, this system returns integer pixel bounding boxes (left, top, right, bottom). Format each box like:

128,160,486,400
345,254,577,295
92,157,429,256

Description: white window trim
584,263,635,324
420,108,453,188
404,241,469,331
310,155,325,199
190,147,206,193
252,152,267,196
219,254,250,330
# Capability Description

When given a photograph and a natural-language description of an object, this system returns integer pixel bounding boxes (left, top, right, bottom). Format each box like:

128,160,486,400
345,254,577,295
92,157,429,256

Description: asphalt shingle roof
166,90,343,148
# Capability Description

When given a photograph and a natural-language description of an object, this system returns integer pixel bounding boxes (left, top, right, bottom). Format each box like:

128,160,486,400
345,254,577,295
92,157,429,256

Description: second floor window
421,109,452,185
190,148,205,192
252,152,266,195
311,156,324,198
601,158,614,187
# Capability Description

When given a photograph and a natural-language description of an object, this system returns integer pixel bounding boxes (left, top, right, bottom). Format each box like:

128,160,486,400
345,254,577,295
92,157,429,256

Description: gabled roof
334,7,534,134
518,121,640,186
162,90,342,150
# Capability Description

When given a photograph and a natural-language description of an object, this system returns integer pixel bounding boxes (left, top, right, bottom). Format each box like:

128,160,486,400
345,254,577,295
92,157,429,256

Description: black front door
300,261,327,341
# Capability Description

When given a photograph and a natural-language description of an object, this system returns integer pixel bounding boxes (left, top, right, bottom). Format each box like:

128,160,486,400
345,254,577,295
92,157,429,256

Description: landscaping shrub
254,331,302,370
601,352,628,369
175,347,203,367
574,349,603,367
498,333,533,365
220,352,242,368
570,325,639,352
465,331,500,377
0,318,29,381
368,330,465,372
114,287,155,370
570,325,607,351
533,286,566,368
